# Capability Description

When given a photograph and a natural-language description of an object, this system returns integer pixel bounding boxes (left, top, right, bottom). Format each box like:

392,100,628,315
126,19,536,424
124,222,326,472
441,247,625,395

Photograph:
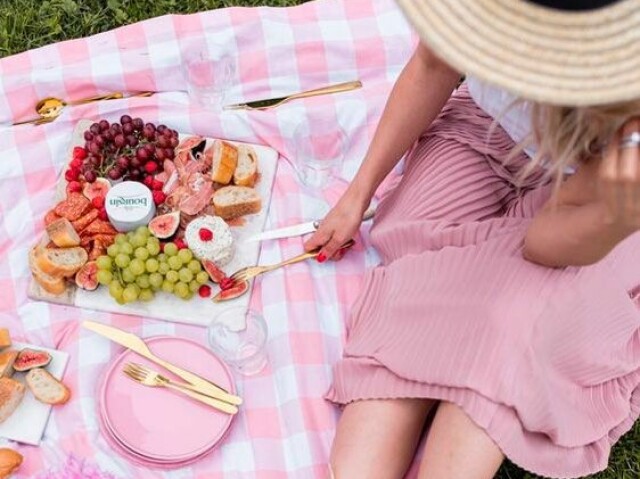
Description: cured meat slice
82,219,117,236
54,193,90,221
71,209,99,233
44,210,62,226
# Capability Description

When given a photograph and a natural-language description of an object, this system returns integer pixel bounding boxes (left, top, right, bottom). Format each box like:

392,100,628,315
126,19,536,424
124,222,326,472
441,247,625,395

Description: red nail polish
317,253,327,263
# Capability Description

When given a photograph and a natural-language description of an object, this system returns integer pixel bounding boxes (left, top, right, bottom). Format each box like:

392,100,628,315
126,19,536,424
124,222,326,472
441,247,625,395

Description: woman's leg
331,398,435,479
418,402,504,479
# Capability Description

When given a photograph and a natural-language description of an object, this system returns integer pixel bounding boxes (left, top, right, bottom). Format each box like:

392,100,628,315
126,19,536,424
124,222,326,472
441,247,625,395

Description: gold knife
83,320,242,406
224,80,362,111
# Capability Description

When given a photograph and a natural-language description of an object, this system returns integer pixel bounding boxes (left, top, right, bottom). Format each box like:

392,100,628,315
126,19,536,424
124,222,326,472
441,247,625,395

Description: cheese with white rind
184,215,234,267
105,181,155,232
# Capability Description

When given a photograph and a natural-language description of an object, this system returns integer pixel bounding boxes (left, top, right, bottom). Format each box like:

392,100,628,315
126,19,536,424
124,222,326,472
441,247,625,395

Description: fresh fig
82,178,110,200
213,280,249,302
202,259,226,284
14,348,52,372
149,211,180,239
75,261,98,291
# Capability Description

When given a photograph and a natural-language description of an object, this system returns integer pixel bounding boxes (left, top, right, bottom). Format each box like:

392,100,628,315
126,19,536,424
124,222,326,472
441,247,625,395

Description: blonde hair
518,100,640,187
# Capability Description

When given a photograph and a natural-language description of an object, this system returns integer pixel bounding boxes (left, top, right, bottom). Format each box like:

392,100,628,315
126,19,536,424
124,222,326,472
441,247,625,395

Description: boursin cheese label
105,181,155,232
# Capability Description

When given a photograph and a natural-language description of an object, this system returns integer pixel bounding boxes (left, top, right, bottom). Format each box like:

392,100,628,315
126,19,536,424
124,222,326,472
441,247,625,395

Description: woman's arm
304,43,461,258
524,124,640,267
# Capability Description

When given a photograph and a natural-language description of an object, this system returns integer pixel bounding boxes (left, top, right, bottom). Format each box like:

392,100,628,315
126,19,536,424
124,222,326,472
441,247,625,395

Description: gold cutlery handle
69,92,124,106
275,239,356,269
145,352,243,406
289,81,363,101
164,382,238,414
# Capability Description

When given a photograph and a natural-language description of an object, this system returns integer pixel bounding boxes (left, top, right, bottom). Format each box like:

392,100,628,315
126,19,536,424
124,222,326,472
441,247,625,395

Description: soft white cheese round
105,181,156,232
185,215,234,267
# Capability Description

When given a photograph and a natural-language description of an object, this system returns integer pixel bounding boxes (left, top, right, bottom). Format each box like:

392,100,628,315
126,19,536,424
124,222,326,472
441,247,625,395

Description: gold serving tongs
224,80,362,111
12,91,155,126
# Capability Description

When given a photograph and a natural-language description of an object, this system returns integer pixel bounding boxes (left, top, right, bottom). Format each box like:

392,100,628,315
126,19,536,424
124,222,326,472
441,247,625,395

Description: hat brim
396,0,640,106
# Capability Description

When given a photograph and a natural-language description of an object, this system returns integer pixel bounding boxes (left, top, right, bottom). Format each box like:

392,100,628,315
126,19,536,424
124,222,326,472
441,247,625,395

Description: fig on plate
213,280,249,302
82,178,110,201
149,211,180,239
14,349,52,372
202,259,226,284
75,261,98,291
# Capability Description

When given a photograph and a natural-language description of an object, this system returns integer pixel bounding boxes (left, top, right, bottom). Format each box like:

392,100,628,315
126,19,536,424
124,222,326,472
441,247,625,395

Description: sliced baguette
0,378,25,423
210,140,238,185
35,246,87,278
0,351,17,379
46,218,80,247
233,145,258,187
0,329,10,349
0,448,23,478
26,368,70,405
213,186,262,220
29,247,67,296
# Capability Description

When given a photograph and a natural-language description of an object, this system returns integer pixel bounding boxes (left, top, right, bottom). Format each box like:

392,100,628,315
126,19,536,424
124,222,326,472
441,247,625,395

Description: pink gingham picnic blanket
0,0,417,477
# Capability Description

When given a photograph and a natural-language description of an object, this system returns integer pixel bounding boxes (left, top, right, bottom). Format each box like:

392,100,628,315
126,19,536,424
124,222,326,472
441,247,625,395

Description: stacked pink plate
97,336,236,468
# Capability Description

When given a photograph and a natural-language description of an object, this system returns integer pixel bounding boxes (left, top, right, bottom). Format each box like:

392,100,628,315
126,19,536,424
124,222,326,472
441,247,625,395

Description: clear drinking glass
287,119,347,189
184,49,236,111
208,307,268,376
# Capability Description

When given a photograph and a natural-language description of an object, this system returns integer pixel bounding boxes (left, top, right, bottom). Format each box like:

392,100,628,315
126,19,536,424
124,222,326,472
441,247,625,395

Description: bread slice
46,218,80,247
0,378,25,423
26,368,70,405
34,246,87,278
210,140,238,185
213,186,262,220
233,145,258,187
0,351,17,379
0,329,10,349
0,448,23,478
29,247,67,296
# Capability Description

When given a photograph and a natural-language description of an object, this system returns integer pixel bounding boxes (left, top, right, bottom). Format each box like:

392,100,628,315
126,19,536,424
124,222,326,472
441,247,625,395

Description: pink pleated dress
326,85,640,478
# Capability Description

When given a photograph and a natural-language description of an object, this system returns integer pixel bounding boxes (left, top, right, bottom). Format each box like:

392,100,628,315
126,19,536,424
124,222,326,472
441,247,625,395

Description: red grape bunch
75,116,180,185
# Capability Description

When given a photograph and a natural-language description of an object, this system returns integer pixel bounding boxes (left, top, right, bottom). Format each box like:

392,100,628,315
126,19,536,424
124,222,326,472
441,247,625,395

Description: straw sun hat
394,0,640,106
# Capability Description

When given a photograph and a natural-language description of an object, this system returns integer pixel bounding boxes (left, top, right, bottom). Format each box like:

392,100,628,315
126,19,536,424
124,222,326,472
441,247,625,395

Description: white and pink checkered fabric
0,0,418,477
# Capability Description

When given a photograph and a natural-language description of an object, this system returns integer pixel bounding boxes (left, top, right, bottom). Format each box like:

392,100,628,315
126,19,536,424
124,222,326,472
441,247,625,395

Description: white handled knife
245,206,375,243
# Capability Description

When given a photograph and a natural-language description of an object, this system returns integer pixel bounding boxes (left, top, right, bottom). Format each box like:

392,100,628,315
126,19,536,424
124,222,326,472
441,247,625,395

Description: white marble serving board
29,120,278,331
0,343,69,445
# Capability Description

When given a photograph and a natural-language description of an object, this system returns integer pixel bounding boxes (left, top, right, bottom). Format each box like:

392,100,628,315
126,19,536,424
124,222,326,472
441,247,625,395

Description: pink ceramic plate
100,336,236,461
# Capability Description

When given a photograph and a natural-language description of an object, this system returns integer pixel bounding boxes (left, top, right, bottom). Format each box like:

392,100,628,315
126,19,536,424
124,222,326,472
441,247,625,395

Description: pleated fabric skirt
326,85,640,478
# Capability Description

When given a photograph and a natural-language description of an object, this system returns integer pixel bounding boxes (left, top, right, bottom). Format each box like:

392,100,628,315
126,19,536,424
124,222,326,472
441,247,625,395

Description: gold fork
123,362,239,415
229,239,356,283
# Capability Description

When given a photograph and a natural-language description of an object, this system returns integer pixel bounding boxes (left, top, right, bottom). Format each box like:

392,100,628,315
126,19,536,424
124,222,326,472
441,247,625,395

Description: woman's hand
303,190,370,261
598,118,640,234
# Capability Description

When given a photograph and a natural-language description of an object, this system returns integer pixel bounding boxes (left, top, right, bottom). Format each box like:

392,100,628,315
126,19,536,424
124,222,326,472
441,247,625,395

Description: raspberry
198,285,212,298
91,196,105,209
65,168,80,182
143,175,154,188
70,158,83,170
152,190,166,206
152,180,164,191
66,181,82,194
73,147,87,160
199,228,213,241
174,238,188,250
144,161,158,174
98,208,108,221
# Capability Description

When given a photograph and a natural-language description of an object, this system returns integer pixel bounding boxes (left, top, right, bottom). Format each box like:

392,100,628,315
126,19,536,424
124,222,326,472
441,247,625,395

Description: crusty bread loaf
0,351,17,379
233,145,258,187
0,378,25,424
46,218,80,247
34,246,87,278
0,329,10,349
29,247,67,296
0,448,22,479
26,368,70,405
213,186,262,220
210,140,238,185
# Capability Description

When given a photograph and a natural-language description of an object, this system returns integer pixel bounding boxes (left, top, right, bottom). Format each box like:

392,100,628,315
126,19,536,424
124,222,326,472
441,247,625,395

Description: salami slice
54,193,90,221
71,209,99,233
44,210,62,226
82,219,117,236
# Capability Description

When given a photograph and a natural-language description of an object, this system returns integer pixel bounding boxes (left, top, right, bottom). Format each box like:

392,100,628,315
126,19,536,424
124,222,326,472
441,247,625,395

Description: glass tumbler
208,307,268,376
184,49,236,111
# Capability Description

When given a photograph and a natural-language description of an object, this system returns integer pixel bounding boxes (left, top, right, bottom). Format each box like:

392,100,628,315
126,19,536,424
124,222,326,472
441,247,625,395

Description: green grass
1,1,639,478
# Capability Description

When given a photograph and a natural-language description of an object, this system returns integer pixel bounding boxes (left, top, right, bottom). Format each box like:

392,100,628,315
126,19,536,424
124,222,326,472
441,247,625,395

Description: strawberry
152,180,164,191
73,147,87,160
144,161,158,174
65,168,80,182
98,208,108,221
174,238,188,250
198,285,212,298
91,195,105,209
152,190,166,206
66,181,82,194
198,228,213,241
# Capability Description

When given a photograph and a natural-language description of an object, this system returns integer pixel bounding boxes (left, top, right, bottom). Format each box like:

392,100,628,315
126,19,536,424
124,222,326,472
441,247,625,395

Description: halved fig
82,178,110,200
149,211,180,239
75,261,98,291
213,280,249,302
14,348,52,372
202,259,227,284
